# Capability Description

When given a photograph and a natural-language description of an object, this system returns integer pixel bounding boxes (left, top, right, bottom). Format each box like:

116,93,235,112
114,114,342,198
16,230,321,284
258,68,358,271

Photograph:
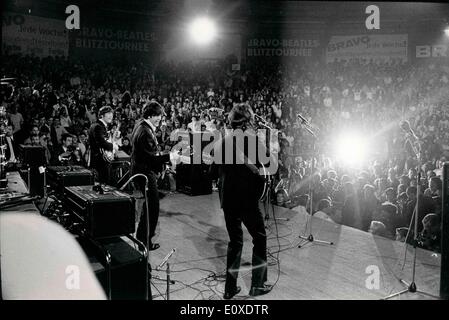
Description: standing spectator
9,105,23,134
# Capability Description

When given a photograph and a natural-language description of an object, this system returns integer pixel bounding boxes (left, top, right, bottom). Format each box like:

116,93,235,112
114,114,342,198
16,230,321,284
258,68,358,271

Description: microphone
156,248,176,271
297,113,309,124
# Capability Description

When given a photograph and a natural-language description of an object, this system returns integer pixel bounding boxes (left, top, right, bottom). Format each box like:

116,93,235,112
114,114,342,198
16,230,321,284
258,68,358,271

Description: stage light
334,132,367,166
445,26,449,37
188,17,217,45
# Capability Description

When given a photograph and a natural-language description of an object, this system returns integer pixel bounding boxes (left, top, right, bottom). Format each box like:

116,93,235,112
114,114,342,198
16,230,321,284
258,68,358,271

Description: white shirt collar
99,119,108,128
144,118,156,132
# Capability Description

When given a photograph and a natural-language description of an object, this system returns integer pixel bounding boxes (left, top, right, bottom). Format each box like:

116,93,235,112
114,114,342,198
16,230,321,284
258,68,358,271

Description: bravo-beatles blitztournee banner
326,34,408,63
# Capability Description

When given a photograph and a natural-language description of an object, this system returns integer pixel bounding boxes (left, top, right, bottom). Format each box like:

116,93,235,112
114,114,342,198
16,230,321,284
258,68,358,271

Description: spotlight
334,132,367,166
189,17,217,45
445,26,449,37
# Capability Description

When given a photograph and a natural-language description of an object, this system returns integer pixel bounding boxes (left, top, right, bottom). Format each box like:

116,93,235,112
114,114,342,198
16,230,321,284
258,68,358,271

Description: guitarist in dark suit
88,106,115,183
130,101,169,252
216,103,274,299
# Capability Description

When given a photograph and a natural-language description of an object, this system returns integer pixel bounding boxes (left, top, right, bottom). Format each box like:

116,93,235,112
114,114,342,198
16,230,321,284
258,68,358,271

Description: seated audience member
368,221,392,239
314,198,341,223
290,194,309,208
341,182,363,230
362,184,380,230
399,175,411,188
51,118,69,146
428,176,442,215
419,213,441,252
275,189,289,207
395,227,408,242
53,133,74,165
39,134,52,165
23,126,40,145
402,186,436,233
39,116,51,135
119,136,132,155
374,203,400,236
423,187,433,197
71,148,86,166
28,134,41,146
383,187,397,205
77,133,88,157
397,183,407,196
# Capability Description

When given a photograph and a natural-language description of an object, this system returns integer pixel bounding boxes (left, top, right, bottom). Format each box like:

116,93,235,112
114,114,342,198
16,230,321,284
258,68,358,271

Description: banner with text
411,31,449,61
246,38,321,59
326,34,408,63
68,20,161,61
2,12,69,57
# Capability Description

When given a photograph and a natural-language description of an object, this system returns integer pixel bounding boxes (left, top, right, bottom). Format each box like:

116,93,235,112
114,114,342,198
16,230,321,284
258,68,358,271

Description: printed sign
2,12,69,57
247,38,320,57
326,34,408,62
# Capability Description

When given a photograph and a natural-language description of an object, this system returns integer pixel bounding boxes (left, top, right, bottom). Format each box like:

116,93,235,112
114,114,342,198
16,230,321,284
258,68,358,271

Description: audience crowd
1,53,448,252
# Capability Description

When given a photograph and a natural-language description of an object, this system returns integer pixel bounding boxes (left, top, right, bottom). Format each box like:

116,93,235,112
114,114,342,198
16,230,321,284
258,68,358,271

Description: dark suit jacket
216,131,270,211
5,136,18,161
51,145,71,166
88,120,113,169
130,119,169,176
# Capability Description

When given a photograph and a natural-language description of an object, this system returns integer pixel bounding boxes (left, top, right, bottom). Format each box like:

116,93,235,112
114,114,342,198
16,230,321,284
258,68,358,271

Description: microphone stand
383,135,438,299
296,118,333,248
120,173,150,300
156,248,176,300
254,115,288,223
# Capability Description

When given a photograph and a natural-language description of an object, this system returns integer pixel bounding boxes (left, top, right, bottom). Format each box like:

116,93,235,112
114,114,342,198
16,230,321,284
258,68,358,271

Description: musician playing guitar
130,101,170,253
88,106,117,183
215,103,274,299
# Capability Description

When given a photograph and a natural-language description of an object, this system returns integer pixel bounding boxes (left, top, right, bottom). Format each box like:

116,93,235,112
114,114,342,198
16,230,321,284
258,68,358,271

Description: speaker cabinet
176,163,212,196
78,236,147,300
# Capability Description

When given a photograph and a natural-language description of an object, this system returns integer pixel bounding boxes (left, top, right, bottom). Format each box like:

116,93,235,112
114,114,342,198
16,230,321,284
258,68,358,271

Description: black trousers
92,161,110,184
135,172,159,247
223,205,268,292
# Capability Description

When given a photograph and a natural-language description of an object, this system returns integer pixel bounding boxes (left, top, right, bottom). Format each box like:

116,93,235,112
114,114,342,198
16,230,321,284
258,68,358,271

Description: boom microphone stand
254,114,288,223
383,127,438,300
120,173,150,300
296,114,333,247
156,248,176,300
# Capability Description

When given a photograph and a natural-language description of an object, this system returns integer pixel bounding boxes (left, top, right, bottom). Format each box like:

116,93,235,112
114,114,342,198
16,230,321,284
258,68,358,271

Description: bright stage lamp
189,17,217,45
334,133,367,166
445,26,449,37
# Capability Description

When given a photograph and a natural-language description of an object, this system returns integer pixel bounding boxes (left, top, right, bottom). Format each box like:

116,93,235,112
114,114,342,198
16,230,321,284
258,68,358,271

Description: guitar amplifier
77,236,147,300
47,166,94,195
63,185,135,239
176,163,212,196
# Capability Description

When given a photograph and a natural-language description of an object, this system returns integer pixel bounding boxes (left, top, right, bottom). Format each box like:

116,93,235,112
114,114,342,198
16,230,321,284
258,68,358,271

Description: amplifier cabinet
176,163,212,196
64,185,135,239
47,166,94,195
77,236,147,300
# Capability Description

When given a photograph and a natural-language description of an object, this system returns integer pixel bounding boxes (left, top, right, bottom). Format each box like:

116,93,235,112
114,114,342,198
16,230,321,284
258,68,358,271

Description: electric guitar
100,121,121,163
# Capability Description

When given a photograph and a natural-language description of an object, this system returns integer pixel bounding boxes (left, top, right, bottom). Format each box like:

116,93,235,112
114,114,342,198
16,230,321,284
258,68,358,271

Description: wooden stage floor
147,192,441,300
